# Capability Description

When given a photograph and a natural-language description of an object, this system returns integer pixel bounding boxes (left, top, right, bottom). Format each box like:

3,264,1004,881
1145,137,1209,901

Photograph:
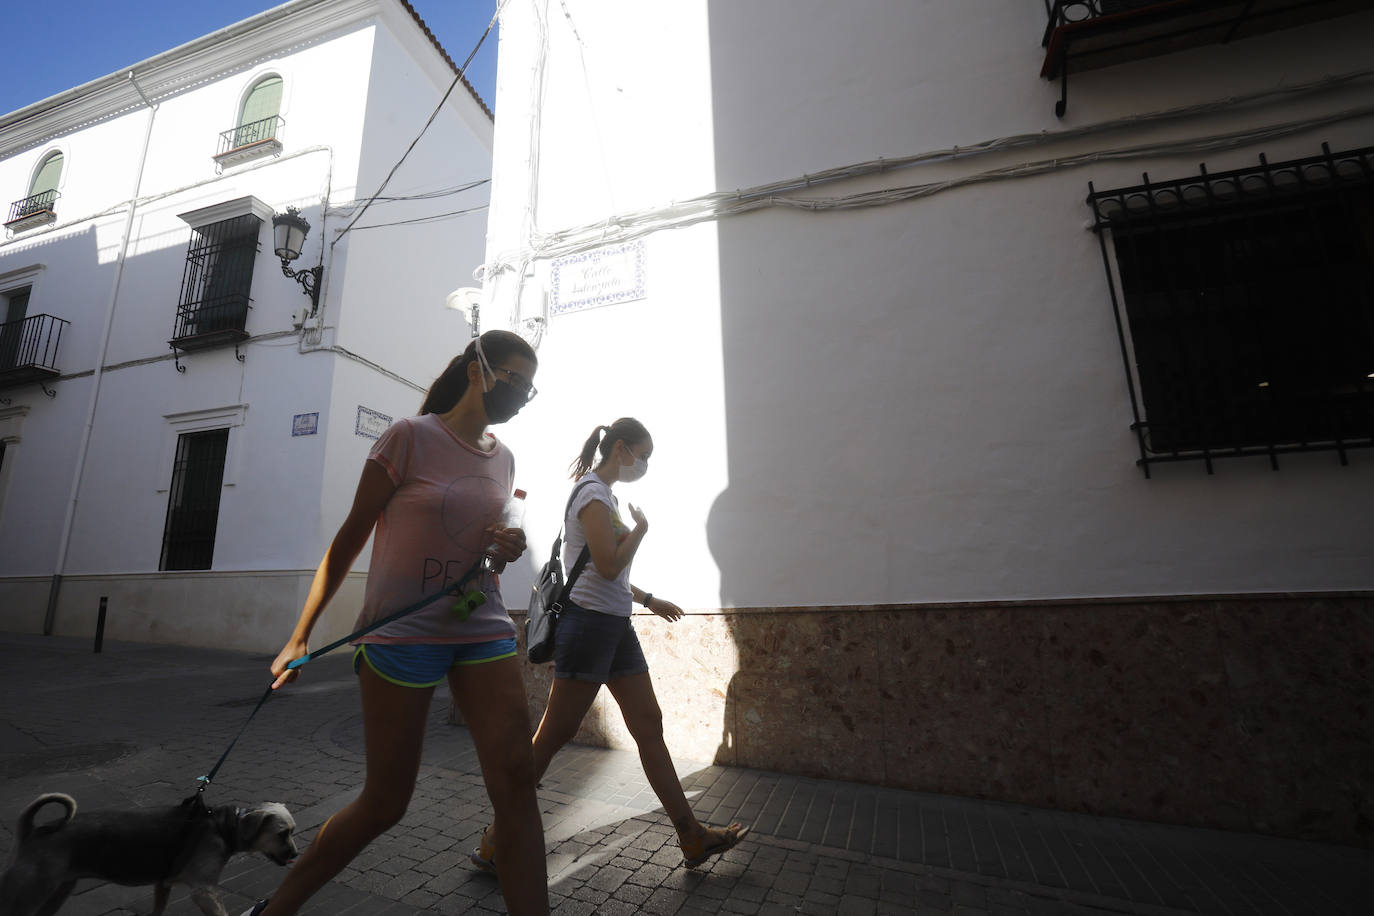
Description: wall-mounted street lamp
272,206,322,314
445,287,482,338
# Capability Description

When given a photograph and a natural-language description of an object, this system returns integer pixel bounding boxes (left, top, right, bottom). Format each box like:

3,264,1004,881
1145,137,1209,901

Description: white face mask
620,453,648,483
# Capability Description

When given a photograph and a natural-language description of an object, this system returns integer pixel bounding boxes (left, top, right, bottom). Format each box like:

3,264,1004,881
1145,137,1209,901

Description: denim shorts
353,638,518,688
554,602,649,683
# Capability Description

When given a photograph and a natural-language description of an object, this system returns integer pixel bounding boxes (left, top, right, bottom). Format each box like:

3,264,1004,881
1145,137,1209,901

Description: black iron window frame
1089,142,1374,476
159,426,230,571
171,214,260,350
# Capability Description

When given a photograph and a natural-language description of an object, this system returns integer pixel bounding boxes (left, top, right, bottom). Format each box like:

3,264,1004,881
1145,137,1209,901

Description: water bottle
486,488,526,556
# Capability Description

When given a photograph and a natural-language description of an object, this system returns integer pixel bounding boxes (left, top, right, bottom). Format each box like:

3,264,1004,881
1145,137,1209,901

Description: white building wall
484,0,1374,612
0,1,495,649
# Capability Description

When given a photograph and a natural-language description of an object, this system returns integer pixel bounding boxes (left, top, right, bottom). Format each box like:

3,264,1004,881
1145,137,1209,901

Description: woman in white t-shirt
474,418,748,874
241,331,549,916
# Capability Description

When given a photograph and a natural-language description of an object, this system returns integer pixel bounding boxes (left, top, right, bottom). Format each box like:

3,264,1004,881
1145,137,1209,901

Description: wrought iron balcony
213,115,285,168
1041,0,1374,116
169,295,251,353
4,190,59,233
0,313,69,389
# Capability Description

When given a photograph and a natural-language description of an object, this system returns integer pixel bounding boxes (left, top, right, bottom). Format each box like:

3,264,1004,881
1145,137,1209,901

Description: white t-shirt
563,473,634,617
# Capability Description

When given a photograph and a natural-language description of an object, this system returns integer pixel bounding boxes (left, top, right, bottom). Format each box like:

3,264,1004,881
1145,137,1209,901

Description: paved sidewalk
0,633,1368,916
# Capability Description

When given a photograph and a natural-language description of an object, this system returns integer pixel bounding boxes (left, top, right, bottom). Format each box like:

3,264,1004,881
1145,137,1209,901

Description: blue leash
196,559,491,792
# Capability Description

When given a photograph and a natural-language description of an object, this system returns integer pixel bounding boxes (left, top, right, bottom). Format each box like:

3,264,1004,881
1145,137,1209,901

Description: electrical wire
332,2,507,247
368,178,490,202
347,202,490,231
482,65,1374,285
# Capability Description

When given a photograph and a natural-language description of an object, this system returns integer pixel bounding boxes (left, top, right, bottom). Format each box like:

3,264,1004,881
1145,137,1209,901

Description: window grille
1089,143,1374,474
160,427,229,571
172,215,259,345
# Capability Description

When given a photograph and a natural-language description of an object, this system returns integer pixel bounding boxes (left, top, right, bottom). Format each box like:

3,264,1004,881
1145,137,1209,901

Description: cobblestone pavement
1,633,1369,916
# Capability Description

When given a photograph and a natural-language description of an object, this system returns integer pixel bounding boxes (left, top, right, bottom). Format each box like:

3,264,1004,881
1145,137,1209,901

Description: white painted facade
483,1,1374,614
0,0,492,649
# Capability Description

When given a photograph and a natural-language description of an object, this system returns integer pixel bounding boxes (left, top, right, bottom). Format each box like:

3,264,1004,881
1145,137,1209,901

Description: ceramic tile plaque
292,412,319,436
355,406,391,439
550,239,646,315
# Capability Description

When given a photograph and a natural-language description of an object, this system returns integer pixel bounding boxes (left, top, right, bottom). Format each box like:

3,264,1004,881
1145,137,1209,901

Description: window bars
1089,143,1374,475
160,427,230,571
172,215,259,351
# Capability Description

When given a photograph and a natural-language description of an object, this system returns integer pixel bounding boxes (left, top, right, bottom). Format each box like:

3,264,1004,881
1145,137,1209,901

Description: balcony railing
0,313,69,389
4,190,59,232
1041,0,1374,116
214,115,285,168
169,295,251,352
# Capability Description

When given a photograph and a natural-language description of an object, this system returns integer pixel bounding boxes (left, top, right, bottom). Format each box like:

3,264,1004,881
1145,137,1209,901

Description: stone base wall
0,572,367,653
504,594,1373,848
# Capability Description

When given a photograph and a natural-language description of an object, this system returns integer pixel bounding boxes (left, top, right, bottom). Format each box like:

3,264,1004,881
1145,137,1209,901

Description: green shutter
239,77,283,128
29,153,62,197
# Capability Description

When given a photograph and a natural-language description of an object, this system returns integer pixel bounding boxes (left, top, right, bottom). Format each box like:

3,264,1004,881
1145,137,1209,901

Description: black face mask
483,381,525,423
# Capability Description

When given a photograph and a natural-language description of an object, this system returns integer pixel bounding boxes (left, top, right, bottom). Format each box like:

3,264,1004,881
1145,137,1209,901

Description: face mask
620,453,648,483
482,381,525,424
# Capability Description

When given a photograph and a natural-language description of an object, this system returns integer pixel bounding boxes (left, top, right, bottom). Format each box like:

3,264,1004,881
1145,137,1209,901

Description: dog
0,792,297,916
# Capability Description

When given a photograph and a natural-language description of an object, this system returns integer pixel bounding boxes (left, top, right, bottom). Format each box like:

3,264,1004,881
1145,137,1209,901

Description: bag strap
554,478,600,604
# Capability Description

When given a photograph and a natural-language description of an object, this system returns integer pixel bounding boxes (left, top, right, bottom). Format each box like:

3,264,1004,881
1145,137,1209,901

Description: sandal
680,822,750,869
469,825,498,875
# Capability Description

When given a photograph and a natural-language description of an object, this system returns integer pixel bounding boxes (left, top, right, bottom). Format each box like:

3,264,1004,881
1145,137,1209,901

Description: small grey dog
0,792,297,916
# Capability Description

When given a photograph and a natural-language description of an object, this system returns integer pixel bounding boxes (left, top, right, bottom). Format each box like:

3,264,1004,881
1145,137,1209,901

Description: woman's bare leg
531,677,602,778
607,670,748,860
485,676,600,849
260,664,432,916
449,657,549,916
606,672,696,830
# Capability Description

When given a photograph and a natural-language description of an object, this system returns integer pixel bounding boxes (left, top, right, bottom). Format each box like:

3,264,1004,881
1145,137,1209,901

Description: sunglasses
491,366,538,402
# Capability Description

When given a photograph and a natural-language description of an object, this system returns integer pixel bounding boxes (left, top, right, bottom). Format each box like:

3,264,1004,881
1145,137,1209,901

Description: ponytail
420,329,537,415
569,417,650,478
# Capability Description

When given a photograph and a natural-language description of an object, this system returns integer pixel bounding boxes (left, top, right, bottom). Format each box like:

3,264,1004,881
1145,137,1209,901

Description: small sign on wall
550,240,647,316
355,406,391,439
292,412,319,437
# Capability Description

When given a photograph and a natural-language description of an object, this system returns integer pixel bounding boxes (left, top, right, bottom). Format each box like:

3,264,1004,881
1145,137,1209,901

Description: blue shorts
353,639,518,688
553,602,649,683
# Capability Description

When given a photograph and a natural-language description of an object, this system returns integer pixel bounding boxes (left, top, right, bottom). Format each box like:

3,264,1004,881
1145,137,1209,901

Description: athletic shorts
353,638,518,688
553,601,649,683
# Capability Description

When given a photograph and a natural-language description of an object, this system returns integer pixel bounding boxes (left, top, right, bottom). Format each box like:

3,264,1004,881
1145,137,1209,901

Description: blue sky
0,0,500,117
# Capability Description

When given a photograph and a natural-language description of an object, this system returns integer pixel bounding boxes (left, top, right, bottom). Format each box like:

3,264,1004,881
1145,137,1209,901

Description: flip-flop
469,825,498,876
681,822,750,869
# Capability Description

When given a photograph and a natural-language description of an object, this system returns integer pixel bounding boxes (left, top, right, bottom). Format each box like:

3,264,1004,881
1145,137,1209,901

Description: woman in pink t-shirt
241,330,549,916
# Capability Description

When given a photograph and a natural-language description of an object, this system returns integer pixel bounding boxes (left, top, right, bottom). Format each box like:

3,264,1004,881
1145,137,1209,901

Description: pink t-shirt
354,413,516,644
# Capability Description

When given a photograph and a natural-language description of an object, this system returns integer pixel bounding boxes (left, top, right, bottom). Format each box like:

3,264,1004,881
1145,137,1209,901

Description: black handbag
525,480,596,663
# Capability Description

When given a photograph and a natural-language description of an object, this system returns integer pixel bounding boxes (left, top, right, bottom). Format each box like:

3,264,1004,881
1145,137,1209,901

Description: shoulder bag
525,479,597,663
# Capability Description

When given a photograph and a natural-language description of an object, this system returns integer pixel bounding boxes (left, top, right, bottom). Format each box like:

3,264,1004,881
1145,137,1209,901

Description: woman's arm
579,499,646,581
630,585,683,622
269,459,396,688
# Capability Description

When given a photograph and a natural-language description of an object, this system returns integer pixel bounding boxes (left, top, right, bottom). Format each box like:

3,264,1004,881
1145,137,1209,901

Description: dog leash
196,559,491,793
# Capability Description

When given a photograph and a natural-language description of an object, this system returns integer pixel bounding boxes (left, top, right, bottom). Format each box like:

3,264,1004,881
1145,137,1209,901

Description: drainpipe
43,72,158,635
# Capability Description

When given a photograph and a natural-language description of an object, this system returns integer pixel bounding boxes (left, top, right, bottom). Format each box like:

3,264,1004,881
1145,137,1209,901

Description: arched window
235,76,283,145
29,152,63,200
